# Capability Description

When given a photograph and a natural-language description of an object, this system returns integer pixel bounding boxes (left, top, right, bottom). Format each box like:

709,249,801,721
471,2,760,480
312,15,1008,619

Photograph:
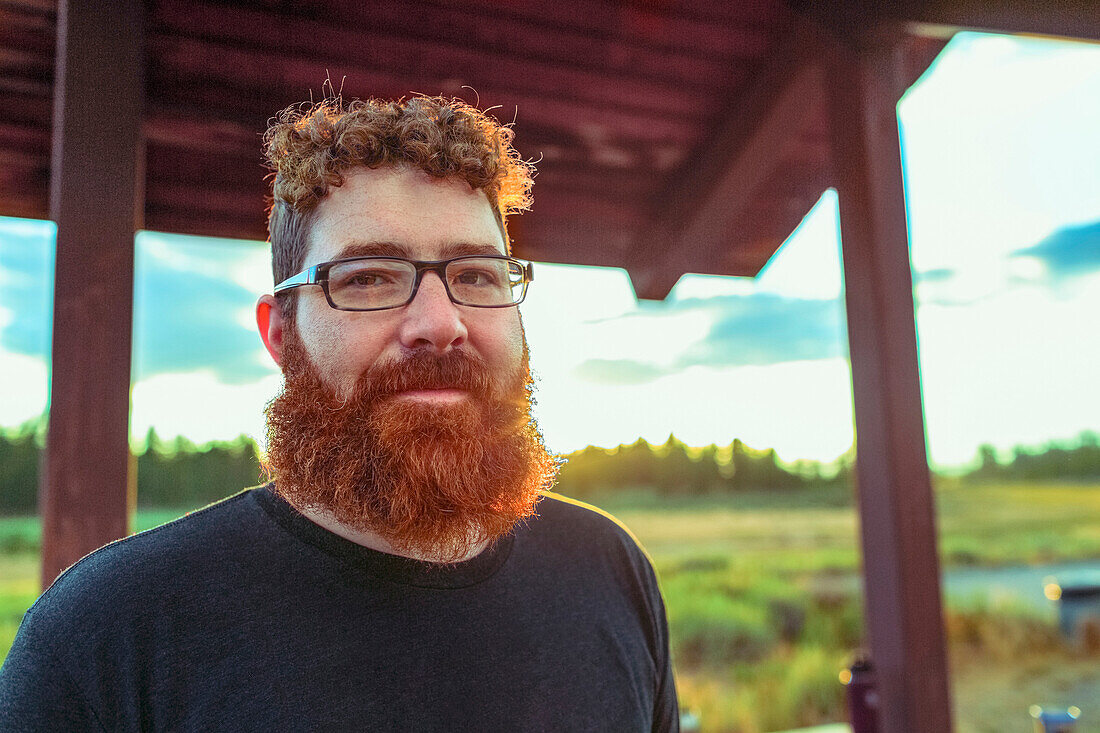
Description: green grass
606,481,1100,731
0,508,207,553
0,554,37,663
3,482,1099,731
936,481,1100,566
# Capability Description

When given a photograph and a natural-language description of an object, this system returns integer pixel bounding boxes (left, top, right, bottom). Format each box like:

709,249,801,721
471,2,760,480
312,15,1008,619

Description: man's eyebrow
334,241,408,259
438,242,506,258
333,241,506,260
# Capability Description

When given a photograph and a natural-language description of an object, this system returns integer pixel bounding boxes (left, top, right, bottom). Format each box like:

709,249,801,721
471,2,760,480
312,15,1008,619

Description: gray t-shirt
0,486,678,731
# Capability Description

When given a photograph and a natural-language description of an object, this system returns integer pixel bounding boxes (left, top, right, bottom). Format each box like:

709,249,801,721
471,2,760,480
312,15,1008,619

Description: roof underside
4,0,1080,298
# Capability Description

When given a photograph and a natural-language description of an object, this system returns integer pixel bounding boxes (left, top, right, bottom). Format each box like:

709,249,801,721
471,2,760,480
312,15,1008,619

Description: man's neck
294,503,490,563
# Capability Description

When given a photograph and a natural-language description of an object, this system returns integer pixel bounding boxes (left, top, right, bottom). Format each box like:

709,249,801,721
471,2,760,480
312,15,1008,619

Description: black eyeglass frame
273,254,535,311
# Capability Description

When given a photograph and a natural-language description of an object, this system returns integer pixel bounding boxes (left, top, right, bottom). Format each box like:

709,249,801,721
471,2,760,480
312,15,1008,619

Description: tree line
969,431,1100,482
554,435,851,500
0,424,264,514
1,419,1098,513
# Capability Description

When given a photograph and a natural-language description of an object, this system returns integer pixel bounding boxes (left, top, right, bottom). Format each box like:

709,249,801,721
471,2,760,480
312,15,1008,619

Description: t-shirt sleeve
0,611,106,732
646,563,680,733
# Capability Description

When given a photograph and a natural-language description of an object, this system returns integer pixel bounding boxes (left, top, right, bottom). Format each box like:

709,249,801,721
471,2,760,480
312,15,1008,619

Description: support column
43,0,144,588
824,28,953,732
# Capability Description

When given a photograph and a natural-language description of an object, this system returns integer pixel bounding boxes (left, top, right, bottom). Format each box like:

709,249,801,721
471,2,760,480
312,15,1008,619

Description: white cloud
227,244,274,293
900,33,1100,281
532,356,855,463
670,274,755,300
918,281,1100,465
0,217,55,241
0,350,48,426
754,190,843,301
137,231,271,294
130,370,283,449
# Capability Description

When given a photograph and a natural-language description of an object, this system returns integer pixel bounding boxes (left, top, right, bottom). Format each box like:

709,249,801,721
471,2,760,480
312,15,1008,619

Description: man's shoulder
530,491,654,565
535,490,635,532
28,487,268,624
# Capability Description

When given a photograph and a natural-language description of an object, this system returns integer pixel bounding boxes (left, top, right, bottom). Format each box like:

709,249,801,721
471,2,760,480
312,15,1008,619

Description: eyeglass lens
326,257,524,309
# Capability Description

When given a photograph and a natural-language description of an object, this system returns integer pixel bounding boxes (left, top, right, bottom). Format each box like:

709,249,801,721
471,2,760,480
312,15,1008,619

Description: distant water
818,560,1100,614
943,559,1100,613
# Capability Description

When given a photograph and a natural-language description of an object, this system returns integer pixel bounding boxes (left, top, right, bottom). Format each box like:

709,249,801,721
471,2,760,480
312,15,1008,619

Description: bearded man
0,96,679,732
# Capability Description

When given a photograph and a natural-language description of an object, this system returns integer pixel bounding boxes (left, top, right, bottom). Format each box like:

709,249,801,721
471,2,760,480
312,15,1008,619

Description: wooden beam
790,0,1100,44
0,0,57,14
151,0,755,97
148,34,701,144
823,25,953,732
895,0,1100,43
43,0,143,588
624,17,827,300
411,0,775,45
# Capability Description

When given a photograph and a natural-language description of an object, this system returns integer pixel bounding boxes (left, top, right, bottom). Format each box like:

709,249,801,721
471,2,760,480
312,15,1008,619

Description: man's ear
257,294,286,367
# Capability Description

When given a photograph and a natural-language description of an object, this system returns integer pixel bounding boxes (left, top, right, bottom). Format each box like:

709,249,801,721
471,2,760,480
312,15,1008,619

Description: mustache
352,349,497,402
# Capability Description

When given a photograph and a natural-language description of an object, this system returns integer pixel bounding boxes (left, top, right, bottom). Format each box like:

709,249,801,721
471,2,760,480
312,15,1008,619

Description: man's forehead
327,239,505,261
303,167,507,264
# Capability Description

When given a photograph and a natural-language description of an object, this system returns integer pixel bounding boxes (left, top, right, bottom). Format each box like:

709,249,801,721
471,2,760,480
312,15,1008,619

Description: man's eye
342,271,389,288
453,268,497,286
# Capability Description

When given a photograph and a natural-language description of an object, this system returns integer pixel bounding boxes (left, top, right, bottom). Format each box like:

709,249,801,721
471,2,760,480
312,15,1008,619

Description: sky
1,32,1098,470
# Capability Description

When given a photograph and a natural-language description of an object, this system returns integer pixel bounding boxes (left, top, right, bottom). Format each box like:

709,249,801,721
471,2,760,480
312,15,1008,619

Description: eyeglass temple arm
273,265,319,293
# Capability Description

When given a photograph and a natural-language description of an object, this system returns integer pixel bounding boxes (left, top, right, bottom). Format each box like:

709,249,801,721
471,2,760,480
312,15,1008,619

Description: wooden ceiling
2,0,1089,298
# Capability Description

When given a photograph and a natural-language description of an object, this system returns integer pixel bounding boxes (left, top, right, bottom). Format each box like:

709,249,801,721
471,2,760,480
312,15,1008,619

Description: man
0,96,679,731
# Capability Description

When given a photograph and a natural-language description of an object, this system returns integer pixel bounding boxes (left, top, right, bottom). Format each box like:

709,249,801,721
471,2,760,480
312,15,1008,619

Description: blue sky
1,32,1098,468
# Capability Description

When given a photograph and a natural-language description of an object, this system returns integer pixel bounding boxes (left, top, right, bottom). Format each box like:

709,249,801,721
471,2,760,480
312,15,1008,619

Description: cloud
0,221,54,359
915,268,954,284
677,294,845,369
0,222,275,386
572,293,847,385
133,246,273,384
573,358,669,385
1013,219,1100,280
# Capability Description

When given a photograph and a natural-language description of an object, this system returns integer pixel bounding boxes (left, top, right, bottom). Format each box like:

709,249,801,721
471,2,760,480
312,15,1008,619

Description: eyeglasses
273,255,535,311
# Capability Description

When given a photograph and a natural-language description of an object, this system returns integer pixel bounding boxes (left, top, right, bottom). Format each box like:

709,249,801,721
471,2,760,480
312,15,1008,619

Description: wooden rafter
42,0,144,588
624,15,828,300
898,0,1100,43
792,0,1100,45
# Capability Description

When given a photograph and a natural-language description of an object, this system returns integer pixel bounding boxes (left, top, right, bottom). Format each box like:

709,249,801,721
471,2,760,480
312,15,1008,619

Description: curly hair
264,95,535,321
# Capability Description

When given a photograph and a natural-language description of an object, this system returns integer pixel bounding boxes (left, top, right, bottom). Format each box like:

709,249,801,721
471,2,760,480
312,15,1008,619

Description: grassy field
2,481,1098,732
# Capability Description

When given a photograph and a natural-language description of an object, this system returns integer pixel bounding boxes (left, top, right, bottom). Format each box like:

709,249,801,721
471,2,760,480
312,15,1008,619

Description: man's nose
397,272,468,352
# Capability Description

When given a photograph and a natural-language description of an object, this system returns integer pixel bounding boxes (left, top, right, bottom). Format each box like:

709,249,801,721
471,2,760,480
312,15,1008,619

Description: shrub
665,574,778,666
945,598,1063,659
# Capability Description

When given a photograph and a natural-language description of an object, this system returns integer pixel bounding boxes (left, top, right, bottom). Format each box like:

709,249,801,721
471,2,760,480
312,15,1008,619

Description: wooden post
43,0,144,588
824,27,954,732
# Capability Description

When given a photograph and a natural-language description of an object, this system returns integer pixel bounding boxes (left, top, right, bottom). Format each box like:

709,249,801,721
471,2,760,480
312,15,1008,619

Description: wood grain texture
42,0,143,588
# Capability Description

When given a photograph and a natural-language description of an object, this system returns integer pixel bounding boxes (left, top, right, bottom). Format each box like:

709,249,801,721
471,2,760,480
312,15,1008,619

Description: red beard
263,328,558,562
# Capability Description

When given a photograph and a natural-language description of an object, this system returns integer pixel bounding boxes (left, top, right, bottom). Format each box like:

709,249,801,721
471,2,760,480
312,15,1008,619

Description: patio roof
3,0,952,298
